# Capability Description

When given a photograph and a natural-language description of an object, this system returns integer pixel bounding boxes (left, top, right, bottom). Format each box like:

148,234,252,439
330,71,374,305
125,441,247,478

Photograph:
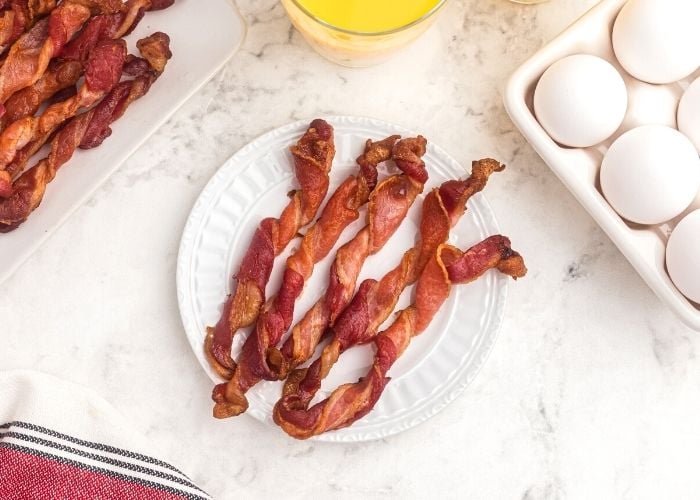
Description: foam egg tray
504,0,700,330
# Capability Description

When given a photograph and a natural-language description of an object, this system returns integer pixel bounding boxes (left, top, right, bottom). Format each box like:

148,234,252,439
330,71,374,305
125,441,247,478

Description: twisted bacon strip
276,159,506,412
204,119,336,379
0,0,122,105
0,59,74,196
267,136,429,380
60,0,171,62
78,51,169,149
0,0,123,196
211,136,427,419
0,59,83,129
0,0,172,194
0,38,126,180
0,0,171,129
0,0,56,56
0,32,172,230
274,236,527,438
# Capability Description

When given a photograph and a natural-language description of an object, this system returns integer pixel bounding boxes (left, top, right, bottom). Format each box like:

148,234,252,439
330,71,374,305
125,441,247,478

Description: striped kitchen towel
0,370,209,500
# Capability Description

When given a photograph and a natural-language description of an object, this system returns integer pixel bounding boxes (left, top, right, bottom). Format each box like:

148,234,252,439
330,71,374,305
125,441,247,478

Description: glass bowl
281,0,449,67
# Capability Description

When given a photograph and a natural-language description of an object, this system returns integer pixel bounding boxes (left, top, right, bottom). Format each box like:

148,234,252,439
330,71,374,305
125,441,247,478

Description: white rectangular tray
503,0,700,330
0,0,245,285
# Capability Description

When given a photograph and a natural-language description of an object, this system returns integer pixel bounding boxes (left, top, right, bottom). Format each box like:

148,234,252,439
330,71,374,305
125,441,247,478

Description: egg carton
504,0,700,330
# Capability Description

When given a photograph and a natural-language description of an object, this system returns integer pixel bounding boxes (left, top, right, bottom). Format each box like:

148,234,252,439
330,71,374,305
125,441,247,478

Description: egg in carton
504,0,700,329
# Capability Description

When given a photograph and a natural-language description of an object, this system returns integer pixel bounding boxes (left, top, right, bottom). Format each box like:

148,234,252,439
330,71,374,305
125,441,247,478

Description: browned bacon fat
267,136,429,381
0,0,176,191
211,136,426,419
59,0,160,62
0,38,126,180
275,159,506,417
0,1,56,57
0,32,172,230
0,60,83,130
274,236,527,439
0,0,123,108
204,120,336,380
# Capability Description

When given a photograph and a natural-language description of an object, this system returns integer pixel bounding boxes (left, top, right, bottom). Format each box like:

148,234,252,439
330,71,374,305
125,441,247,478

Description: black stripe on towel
0,429,207,497
0,421,191,479
0,441,208,500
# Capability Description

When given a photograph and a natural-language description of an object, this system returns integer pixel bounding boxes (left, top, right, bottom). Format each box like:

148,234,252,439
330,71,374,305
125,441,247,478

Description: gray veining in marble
3,0,700,498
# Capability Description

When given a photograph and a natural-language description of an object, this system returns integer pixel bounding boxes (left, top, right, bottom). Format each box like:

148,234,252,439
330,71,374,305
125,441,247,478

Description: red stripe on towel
0,447,190,499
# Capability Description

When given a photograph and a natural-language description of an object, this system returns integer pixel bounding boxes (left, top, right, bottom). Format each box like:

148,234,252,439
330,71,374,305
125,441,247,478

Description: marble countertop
3,0,700,498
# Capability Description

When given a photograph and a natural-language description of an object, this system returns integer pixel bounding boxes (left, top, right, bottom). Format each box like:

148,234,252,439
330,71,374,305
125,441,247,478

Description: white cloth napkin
0,370,208,499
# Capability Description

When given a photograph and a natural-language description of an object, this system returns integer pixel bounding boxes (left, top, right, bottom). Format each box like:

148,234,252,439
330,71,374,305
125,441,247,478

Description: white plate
0,0,245,285
504,0,700,330
177,116,510,442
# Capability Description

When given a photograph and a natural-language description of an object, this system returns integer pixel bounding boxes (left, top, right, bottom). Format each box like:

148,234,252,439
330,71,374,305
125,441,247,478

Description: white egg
600,125,700,225
667,210,700,303
534,54,627,148
678,77,700,153
612,0,700,84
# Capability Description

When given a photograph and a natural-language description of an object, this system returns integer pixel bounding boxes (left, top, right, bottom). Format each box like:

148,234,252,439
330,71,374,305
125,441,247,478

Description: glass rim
287,0,449,36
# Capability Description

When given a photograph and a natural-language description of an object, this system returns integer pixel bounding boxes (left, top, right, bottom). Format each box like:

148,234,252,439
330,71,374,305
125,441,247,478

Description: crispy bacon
0,32,171,229
80,34,171,148
274,236,527,438
211,136,422,419
0,38,125,181
0,59,82,129
59,0,155,62
267,137,428,381
148,0,174,9
0,1,56,57
0,0,173,184
204,119,336,380
0,170,10,197
0,0,123,109
275,159,506,414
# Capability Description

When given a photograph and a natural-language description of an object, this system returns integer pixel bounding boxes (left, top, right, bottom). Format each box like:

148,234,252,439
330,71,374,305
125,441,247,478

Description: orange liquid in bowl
296,0,442,33
282,0,446,67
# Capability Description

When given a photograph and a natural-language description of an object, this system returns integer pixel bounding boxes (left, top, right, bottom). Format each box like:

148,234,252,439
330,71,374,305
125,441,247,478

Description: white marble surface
3,0,700,498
